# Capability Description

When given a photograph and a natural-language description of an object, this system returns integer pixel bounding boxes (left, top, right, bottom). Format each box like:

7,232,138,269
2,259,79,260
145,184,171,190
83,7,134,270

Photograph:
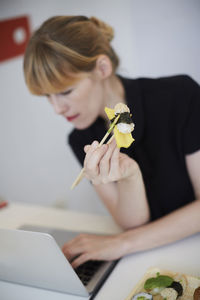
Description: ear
93,55,113,79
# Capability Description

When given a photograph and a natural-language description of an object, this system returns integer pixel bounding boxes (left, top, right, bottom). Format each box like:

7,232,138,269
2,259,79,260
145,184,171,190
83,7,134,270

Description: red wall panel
0,16,31,62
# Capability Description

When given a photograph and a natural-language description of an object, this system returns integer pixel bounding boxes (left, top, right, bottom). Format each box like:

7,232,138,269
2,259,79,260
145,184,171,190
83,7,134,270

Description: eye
60,89,73,96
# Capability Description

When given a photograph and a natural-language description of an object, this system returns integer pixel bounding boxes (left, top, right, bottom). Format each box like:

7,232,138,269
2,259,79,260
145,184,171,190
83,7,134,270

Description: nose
49,95,69,115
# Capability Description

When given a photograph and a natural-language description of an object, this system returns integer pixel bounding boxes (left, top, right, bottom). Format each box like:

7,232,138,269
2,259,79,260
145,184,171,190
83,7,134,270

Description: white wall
129,0,200,82
0,0,200,215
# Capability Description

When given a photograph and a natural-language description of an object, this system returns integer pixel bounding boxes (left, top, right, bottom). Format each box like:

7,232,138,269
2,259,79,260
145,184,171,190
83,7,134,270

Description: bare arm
63,150,200,268
122,199,200,255
62,199,200,268
116,149,200,254
84,139,150,228
94,169,149,229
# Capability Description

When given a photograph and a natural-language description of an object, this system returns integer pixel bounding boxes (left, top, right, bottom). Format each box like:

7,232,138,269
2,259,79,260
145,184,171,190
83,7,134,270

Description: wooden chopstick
70,115,119,189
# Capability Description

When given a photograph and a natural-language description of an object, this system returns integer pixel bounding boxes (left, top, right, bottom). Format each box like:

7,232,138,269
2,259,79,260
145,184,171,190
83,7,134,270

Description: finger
99,140,117,179
83,141,100,178
62,245,80,262
62,233,91,260
84,145,90,153
84,144,108,177
84,140,99,165
71,253,91,269
62,240,83,262
109,146,120,179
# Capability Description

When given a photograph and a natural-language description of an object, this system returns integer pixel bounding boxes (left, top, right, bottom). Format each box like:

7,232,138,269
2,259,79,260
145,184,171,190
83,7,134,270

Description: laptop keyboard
75,260,104,286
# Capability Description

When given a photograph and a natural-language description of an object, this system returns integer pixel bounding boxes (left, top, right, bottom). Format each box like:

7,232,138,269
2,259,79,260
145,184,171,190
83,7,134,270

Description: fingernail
84,145,90,152
92,141,99,148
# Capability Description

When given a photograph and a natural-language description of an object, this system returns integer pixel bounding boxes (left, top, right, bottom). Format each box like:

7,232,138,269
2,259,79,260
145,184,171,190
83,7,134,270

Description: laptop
0,225,118,298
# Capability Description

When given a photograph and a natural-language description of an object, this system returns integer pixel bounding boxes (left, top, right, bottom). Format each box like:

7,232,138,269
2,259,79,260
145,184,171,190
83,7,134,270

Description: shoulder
136,75,200,114
120,74,199,102
68,127,91,152
68,128,82,145
68,128,90,166
138,74,199,93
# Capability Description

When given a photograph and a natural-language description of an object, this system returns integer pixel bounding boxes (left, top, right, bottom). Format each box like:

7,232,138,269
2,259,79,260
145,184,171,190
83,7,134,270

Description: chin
73,115,98,130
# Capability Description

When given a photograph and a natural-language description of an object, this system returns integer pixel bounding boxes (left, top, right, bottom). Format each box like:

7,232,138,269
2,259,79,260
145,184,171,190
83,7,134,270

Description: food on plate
131,292,153,299
125,268,200,300
193,287,200,300
144,273,174,295
104,102,135,148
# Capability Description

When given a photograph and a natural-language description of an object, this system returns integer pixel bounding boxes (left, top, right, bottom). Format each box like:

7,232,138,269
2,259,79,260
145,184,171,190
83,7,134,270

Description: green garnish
144,274,173,290
110,112,133,124
137,297,146,300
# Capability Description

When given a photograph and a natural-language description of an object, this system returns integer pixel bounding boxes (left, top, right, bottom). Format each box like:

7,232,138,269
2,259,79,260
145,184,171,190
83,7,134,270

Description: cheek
74,79,102,116
87,83,102,108
74,89,93,112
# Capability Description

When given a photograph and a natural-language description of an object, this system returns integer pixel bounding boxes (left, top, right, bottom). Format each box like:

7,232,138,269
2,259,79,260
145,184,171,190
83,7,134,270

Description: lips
66,114,80,122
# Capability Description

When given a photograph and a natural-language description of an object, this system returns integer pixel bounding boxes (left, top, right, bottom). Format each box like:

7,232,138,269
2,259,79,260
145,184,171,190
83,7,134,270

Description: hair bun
90,16,114,42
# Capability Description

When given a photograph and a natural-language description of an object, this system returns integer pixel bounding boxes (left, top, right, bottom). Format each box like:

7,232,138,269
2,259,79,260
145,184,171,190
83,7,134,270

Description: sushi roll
160,287,178,299
131,292,153,300
159,281,183,299
127,268,200,300
114,103,135,134
104,102,135,148
168,281,183,297
193,286,200,300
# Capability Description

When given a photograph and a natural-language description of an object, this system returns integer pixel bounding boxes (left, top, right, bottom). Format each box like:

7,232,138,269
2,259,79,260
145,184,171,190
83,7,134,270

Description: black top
68,75,200,220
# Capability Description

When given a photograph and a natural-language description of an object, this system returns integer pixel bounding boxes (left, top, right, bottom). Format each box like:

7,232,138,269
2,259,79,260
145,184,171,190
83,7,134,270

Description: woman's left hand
62,233,126,268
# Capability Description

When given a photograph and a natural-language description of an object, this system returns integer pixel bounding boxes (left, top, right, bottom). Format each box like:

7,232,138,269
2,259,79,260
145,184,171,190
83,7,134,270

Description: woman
24,15,200,268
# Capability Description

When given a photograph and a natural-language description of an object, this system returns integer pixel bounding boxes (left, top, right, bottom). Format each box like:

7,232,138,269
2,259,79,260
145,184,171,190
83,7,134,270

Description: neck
99,74,125,120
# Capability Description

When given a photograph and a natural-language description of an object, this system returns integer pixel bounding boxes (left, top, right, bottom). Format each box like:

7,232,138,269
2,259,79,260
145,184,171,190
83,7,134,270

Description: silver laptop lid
0,228,89,297
18,224,117,295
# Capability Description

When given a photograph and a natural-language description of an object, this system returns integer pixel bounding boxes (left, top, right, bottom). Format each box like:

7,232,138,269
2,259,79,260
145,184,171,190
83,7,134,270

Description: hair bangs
25,43,83,96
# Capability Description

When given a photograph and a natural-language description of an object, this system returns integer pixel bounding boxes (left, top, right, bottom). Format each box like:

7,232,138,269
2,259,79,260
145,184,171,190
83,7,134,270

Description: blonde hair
23,16,119,95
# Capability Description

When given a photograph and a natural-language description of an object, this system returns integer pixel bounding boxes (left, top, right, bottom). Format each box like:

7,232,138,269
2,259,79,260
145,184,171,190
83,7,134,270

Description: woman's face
46,73,105,130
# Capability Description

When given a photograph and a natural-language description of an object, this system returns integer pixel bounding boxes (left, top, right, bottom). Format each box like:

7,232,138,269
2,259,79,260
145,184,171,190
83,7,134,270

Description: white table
0,202,200,300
